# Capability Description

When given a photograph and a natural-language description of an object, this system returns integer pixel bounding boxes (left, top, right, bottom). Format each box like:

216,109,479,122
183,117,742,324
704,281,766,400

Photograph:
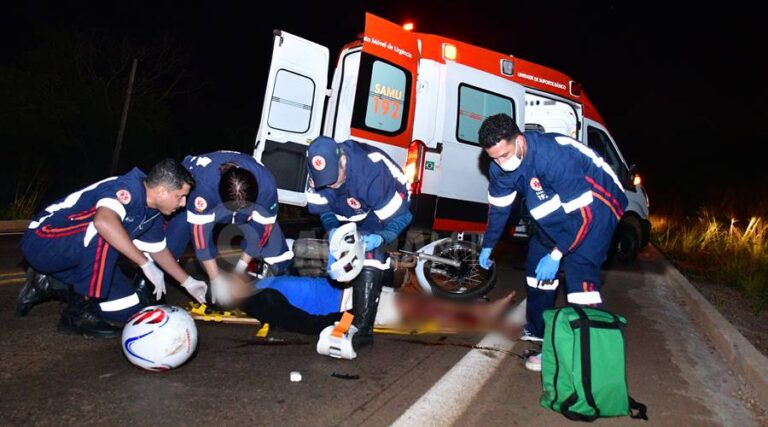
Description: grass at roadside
651,210,768,313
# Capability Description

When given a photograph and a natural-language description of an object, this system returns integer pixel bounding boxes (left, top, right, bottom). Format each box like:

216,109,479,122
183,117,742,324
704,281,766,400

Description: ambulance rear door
429,62,526,230
253,30,329,206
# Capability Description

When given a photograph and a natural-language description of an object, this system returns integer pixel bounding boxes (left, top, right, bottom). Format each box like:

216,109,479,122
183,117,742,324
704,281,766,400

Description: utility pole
110,58,138,175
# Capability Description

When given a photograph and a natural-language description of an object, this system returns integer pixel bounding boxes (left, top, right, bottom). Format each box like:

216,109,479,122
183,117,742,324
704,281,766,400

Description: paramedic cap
307,136,342,188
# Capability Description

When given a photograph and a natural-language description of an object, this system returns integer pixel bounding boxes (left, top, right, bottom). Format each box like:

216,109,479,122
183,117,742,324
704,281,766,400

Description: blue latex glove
363,234,383,252
535,253,561,281
478,247,493,270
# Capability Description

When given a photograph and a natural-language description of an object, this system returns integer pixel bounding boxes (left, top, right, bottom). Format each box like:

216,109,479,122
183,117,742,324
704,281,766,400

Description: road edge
653,244,768,407
0,220,29,233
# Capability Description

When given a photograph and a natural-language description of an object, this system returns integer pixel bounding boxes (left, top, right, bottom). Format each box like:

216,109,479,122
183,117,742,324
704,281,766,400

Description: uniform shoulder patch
116,189,132,205
347,197,361,209
194,197,208,213
530,177,542,192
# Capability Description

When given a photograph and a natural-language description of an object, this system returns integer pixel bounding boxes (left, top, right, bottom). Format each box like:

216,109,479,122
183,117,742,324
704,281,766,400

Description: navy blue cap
307,136,341,188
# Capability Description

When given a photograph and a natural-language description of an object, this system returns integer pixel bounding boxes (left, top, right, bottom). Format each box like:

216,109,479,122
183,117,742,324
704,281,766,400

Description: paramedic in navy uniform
477,114,628,372
165,151,293,304
18,159,207,337
304,136,412,350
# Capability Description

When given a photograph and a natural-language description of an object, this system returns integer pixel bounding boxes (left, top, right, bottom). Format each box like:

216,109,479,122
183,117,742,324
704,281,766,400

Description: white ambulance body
253,14,650,263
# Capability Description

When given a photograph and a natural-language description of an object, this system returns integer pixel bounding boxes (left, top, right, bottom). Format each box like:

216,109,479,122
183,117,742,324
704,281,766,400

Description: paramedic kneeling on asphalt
18,159,208,337
304,136,412,350
477,113,628,372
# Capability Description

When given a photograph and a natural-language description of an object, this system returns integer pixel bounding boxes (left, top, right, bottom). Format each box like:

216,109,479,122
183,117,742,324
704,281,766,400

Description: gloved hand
140,260,166,300
210,275,233,306
181,276,208,304
478,247,493,270
535,252,561,281
363,234,383,252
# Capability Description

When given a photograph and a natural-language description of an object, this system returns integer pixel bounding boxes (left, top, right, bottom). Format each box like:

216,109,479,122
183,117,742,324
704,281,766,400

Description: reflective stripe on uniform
99,293,141,312
526,276,559,290
363,258,391,270
305,191,328,205
187,210,216,225
488,191,517,207
554,136,624,190
561,190,593,213
28,177,119,229
567,291,602,305
367,152,408,185
251,211,276,225
374,193,403,220
529,195,562,219
96,198,127,221
335,211,369,222
133,238,167,253
264,250,294,265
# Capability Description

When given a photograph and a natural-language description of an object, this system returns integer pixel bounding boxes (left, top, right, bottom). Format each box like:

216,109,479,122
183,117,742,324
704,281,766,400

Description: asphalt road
0,232,766,426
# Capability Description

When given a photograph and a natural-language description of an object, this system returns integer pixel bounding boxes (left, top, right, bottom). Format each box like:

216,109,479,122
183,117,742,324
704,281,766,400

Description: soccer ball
121,305,198,371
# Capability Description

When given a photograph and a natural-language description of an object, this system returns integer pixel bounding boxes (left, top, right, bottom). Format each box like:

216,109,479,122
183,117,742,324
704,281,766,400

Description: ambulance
253,13,650,266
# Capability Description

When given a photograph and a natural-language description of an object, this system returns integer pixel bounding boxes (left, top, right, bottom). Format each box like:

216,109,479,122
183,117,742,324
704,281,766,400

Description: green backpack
539,306,648,422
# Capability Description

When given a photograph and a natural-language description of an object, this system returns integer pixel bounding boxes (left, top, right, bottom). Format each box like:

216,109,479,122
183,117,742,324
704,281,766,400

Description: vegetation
652,210,768,313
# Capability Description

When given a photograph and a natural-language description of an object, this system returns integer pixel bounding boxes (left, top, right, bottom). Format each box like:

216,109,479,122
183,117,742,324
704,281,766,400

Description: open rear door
254,30,329,206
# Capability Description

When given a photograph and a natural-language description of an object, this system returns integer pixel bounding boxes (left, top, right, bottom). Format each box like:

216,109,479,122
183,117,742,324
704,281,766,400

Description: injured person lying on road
223,273,517,336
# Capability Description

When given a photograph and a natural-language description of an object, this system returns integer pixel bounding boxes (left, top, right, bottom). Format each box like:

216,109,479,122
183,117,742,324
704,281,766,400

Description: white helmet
121,305,198,371
328,222,364,282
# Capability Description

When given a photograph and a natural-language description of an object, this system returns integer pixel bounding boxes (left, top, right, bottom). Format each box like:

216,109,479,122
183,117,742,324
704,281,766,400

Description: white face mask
498,142,521,172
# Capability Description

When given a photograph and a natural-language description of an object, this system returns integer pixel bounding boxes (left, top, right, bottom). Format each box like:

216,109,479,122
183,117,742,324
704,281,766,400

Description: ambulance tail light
405,140,426,196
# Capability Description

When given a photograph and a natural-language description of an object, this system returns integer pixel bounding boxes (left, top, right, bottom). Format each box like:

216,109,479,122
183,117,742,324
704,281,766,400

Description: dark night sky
3,1,767,213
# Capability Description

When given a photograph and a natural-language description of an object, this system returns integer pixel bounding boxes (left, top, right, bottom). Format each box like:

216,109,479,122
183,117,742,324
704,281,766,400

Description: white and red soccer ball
121,305,198,371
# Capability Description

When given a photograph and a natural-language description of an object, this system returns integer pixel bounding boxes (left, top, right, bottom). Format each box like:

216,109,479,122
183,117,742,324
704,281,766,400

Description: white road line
392,332,520,427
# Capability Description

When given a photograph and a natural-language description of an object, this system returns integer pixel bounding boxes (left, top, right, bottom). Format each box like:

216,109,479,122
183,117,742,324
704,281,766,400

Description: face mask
499,143,521,172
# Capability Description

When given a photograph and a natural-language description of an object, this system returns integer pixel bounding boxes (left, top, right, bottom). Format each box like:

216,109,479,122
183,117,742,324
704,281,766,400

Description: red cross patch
530,177,542,192
194,197,207,213
347,197,361,209
311,155,326,171
116,189,132,205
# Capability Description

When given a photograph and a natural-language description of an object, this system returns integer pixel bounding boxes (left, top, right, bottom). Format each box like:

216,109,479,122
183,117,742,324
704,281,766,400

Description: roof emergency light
501,59,514,76
403,22,415,31
404,140,427,196
442,43,457,61
569,81,582,97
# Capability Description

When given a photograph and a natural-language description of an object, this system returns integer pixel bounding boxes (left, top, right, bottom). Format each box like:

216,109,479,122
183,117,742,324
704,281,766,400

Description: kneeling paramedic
477,114,628,371
304,136,412,350
165,151,293,305
18,159,208,337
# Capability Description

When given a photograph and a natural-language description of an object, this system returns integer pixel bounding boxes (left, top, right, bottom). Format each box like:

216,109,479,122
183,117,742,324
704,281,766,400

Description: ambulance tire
424,239,496,300
607,216,641,267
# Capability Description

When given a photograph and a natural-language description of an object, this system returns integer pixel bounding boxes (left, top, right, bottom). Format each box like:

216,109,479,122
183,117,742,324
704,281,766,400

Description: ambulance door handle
425,143,443,154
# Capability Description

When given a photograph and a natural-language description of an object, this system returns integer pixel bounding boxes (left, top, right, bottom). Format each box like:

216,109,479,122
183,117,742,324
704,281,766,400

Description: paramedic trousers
21,228,143,323
524,203,619,338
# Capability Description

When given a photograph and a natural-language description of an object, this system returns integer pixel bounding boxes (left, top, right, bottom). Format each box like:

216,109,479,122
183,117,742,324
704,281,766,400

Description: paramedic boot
16,268,69,316
351,267,384,350
58,294,121,338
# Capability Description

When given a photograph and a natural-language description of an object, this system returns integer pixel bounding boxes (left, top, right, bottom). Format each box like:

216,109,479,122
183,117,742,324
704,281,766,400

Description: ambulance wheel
424,239,496,300
608,216,641,266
